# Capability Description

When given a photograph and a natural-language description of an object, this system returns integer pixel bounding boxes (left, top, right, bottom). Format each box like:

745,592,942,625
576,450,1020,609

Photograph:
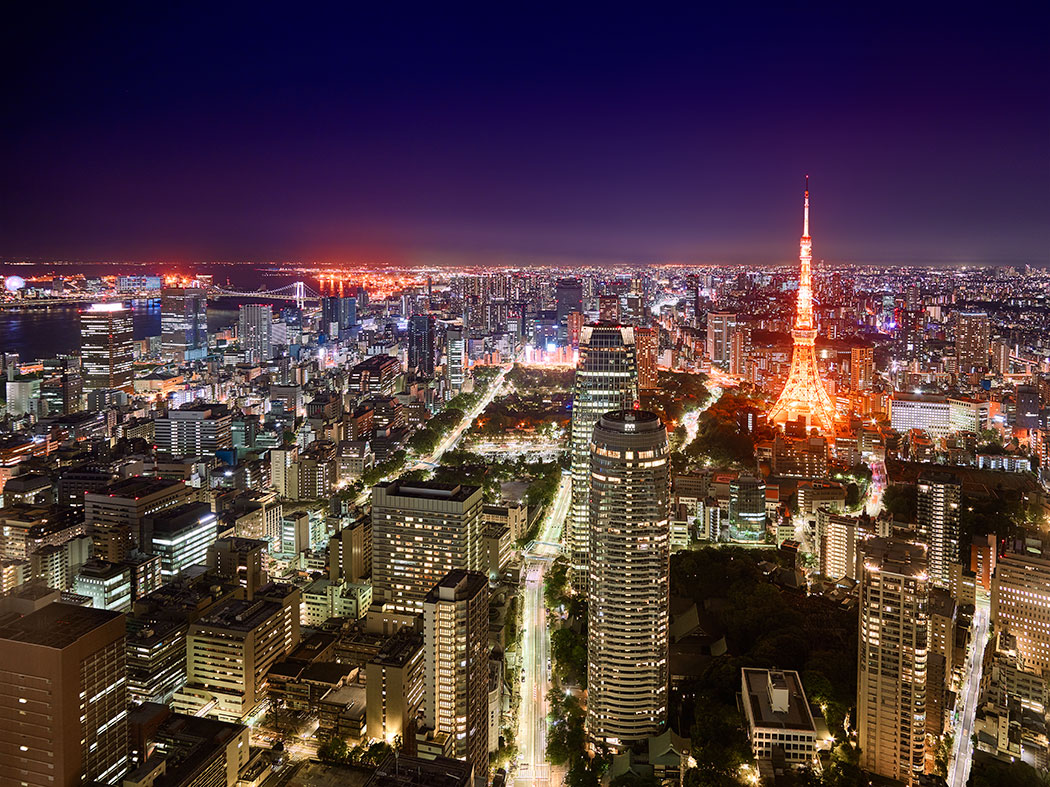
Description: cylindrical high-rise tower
568,324,639,590
586,409,670,750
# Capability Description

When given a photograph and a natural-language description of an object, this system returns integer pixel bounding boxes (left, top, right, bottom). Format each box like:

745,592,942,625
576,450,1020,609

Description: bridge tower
294,281,305,310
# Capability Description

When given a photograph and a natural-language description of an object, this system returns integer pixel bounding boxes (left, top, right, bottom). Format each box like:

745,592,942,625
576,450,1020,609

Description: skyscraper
857,537,929,785
0,602,129,786
850,345,874,392
917,472,961,588
555,278,583,343
955,311,990,374
634,326,659,390
321,295,356,339
768,179,837,433
587,410,670,749
992,549,1050,673
706,312,736,370
238,304,273,362
371,481,484,617
896,310,927,362
160,286,208,361
80,303,134,393
728,474,767,540
568,325,639,586
445,326,467,393
423,570,489,774
408,314,436,375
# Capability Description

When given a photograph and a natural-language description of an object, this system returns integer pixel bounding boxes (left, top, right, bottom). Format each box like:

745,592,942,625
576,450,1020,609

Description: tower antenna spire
803,175,810,238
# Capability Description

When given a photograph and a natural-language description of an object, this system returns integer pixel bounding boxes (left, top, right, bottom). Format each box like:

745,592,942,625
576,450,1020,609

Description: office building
208,536,268,599
896,310,927,362
555,278,583,342
371,481,484,617
728,474,766,539
73,558,133,612
124,705,250,787
741,668,818,766
850,346,874,392
160,286,208,361
917,472,961,588
0,603,128,786
144,502,219,580
568,324,638,587
238,304,273,362
126,618,188,705
423,570,489,774
85,476,193,562
408,314,436,375
350,354,401,397
80,303,134,393
889,393,951,439
992,550,1050,674
587,410,670,749
366,628,425,744
857,537,929,785
635,326,659,390
955,311,990,374
706,312,737,369
329,517,372,585
321,295,357,339
154,402,233,458
445,326,467,393
173,586,301,721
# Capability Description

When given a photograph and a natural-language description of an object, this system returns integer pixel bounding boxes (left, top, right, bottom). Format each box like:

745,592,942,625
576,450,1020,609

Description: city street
948,601,990,787
515,474,570,786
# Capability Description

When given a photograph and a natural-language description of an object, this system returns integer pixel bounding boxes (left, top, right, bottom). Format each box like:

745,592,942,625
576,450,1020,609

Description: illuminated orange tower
768,177,837,433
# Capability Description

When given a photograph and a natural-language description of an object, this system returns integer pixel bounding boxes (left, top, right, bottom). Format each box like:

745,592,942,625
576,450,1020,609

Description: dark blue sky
3,5,1048,265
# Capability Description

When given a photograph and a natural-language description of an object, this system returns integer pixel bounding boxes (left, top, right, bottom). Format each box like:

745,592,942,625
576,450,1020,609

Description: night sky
3,5,1048,266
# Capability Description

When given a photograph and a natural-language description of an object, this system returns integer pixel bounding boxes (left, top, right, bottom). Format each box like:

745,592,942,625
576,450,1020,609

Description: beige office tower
992,550,1050,673
423,570,489,775
857,537,929,785
371,481,484,618
851,345,874,392
586,410,670,750
568,324,638,589
0,603,128,787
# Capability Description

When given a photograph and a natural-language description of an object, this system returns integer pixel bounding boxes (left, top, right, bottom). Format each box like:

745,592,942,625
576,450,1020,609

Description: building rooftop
861,536,928,578
365,754,473,787
92,476,186,501
377,480,480,503
0,602,122,648
370,627,423,669
741,667,816,732
195,597,283,632
150,502,215,535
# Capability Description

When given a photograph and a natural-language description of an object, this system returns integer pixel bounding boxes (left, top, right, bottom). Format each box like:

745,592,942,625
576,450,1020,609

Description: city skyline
3,7,1048,265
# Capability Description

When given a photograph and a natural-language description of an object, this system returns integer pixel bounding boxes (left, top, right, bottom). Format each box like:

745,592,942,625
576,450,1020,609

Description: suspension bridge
208,281,322,309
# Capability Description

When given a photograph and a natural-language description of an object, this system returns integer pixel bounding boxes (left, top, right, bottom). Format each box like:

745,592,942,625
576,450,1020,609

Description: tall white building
857,537,929,785
370,481,484,618
80,303,134,393
992,550,1050,674
423,570,489,775
917,472,960,588
160,287,208,361
568,325,638,588
445,326,467,394
587,410,670,749
706,312,737,370
238,304,273,362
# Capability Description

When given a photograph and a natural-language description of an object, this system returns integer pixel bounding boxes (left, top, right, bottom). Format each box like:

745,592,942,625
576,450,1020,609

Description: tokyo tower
767,177,838,433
